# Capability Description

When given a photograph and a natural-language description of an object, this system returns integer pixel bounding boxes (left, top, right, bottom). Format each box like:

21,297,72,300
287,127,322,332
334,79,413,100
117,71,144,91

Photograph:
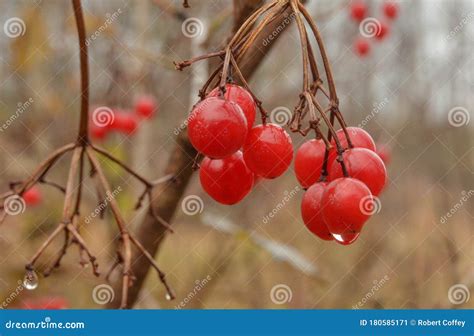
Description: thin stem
72,0,90,145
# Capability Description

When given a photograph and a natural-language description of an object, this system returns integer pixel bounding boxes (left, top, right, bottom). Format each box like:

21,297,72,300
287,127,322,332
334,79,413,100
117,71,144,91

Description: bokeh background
0,0,472,309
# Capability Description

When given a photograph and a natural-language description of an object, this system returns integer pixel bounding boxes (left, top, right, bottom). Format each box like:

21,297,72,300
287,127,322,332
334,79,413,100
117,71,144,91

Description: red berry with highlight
243,124,293,179
295,139,326,188
23,186,42,206
199,151,254,205
301,182,333,241
375,21,389,41
135,95,157,119
188,97,247,159
208,84,256,131
322,177,372,234
383,1,399,19
329,148,387,196
350,1,367,22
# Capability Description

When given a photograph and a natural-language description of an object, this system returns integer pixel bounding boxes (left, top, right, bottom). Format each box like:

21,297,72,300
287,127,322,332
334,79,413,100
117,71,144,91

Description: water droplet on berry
332,232,360,245
165,293,172,301
23,270,39,290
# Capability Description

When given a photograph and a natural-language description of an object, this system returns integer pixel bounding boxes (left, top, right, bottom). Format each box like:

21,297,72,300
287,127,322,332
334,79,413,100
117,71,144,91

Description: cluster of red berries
89,95,158,140
351,0,399,57
188,84,293,205
297,127,388,245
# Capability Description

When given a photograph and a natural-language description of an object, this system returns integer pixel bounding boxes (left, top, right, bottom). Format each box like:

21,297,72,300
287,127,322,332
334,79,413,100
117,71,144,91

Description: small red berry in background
328,147,387,197
354,38,370,57
301,182,333,241
321,177,373,235
199,151,254,205
188,97,247,159
375,21,389,41
383,0,399,20
21,297,68,309
23,186,42,206
113,111,139,135
90,123,108,140
376,144,391,165
208,84,256,131
350,1,367,22
243,124,293,179
135,95,158,119
294,139,326,188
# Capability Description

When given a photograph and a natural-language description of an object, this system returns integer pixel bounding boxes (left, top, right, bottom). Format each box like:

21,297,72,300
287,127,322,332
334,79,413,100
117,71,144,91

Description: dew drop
23,270,39,290
332,232,360,245
165,293,172,301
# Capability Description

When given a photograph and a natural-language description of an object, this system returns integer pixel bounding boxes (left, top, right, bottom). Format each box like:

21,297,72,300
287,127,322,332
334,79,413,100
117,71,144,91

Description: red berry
383,1,399,19
243,124,293,179
23,186,42,206
199,151,254,205
328,127,376,168
376,144,391,164
332,232,360,245
350,1,367,22
113,112,139,135
329,148,387,196
208,84,256,131
375,21,389,41
322,177,372,234
301,182,333,241
135,95,157,119
21,297,68,309
294,139,326,188
90,123,108,140
354,38,370,57
188,97,247,159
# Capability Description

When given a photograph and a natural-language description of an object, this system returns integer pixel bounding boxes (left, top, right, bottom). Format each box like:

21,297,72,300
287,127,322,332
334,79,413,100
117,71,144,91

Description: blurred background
0,0,472,309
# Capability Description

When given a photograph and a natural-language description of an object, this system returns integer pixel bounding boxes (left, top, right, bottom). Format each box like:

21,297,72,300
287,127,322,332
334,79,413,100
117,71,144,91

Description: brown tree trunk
109,0,298,308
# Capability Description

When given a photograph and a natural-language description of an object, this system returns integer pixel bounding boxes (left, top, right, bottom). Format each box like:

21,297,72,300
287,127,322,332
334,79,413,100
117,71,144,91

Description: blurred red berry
113,111,139,135
90,123,108,140
375,21,389,41
23,186,42,206
21,297,68,309
301,182,333,241
350,1,367,22
208,84,256,131
354,38,370,57
135,95,157,119
383,1,399,19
